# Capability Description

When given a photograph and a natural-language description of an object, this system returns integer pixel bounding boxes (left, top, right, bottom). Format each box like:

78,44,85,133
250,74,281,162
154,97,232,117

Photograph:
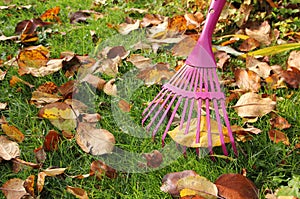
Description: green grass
1,0,300,198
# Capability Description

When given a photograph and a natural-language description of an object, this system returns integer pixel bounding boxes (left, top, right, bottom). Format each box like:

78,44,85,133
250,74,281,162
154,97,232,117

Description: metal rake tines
142,65,238,156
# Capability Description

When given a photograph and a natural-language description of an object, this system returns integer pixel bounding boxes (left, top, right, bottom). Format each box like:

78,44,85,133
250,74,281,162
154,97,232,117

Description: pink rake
142,0,238,156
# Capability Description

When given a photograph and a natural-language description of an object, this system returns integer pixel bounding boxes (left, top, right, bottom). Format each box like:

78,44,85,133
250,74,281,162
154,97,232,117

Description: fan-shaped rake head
142,64,238,156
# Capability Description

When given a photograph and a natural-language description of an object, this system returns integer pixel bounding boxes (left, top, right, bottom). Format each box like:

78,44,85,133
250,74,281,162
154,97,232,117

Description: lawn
0,0,300,198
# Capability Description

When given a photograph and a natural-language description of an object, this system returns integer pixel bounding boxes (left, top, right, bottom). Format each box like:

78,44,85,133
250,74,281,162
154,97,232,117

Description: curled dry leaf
141,13,164,27
215,173,259,199
69,10,103,24
90,160,117,179
270,115,291,130
245,21,272,45
287,50,300,70
160,170,198,196
1,178,27,199
103,79,117,96
38,102,77,131
137,63,175,86
234,68,261,92
127,54,151,69
118,99,131,112
37,167,67,193
24,175,35,197
246,56,272,79
239,37,260,52
268,129,290,146
178,175,218,199
43,130,61,152
231,125,262,142
0,135,20,160
281,67,300,89
80,74,106,90
233,92,276,118
30,91,63,107
215,51,230,69
76,122,115,155
1,123,25,143
81,113,101,123
168,116,230,148
118,19,140,35
142,150,163,168
66,186,89,199
106,46,130,60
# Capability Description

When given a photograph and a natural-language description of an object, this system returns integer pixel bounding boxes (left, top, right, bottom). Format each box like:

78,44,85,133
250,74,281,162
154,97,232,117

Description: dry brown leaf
24,175,35,197
12,158,40,169
93,58,119,77
234,68,261,92
281,67,300,89
233,92,276,118
171,36,197,57
127,54,151,69
270,115,291,130
90,160,117,179
118,99,131,112
141,13,164,27
33,146,46,164
69,10,103,24
106,46,130,60
231,125,262,142
64,99,88,113
30,91,63,107
239,38,260,52
37,171,47,193
0,135,20,160
66,186,89,199
245,21,272,45
287,50,300,70
103,79,117,96
178,176,218,199
0,69,7,81
168,116,230,148
160,170,198,196
137,63,175,86
142,150,163,168
43,130,61,152
215,51,230,69
76,122,115,155
81,113,101,123
118,19,140,35
1,124,24,143
17,45,49,69
269,129,290,146
246,56,272,79
80,74,106,90
1,178,27,199
215,173,259,199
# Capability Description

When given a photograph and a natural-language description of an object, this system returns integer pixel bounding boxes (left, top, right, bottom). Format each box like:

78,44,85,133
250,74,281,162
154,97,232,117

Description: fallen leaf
239,38,260,52
0,135,20,160
0,102,7,110
141,13,164,27
245,21,272,45
281,67,300,89
24,175,35,197
127,54,151,69
12,158,40,169
40,6,61,23
118,19,140,35
81,113,101,123
106,46,130,60
37,81,58,94
0,69,7,80
171,36,197,57
234,68,261,92
233,92,276,118
215,51,230,69
118,99,131,112
168,116,230,148
287,51,300,70
37,167,67,193
9,75,35,88
34,146,46,164
38,102,77,131
246,57,272,79
270,115,291,130
231,125,262,142
137,63,175,86
178,175,218,199
142,150,163,168
103,79,117,96
80,74,106,90
66,186,89,199
30,91,63,107
58,80,77,98
90,160,117,179
43,130,61,152
76,122,115,155
215,173,259,199
1,178,27,199
1,123,25,143
269,129,290,146
43,167,67,176
69,10,104,24
160,170,198,196
37,172,47,193
0,35,19,42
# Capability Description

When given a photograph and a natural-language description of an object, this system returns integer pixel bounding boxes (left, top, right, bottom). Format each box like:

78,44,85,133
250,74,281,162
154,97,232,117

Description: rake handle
185,0,226,67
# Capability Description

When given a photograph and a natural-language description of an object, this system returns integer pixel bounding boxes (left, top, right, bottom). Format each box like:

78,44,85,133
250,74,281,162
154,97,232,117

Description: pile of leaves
0,0,300,198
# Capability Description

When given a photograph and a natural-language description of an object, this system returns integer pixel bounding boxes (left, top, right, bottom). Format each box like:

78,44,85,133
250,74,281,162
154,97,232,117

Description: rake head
142,64,238,156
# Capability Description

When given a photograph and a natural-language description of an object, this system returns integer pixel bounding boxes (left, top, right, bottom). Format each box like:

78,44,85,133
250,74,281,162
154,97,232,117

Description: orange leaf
268,129,290,146
24,175,35,197
66,186,88,199
40,6,61,23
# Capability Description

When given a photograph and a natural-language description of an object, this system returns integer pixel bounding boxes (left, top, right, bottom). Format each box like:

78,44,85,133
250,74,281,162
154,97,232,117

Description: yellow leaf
218,34,250,40
1,124,25,143
168,116,230,148
240,43,300,58
180,188,198,197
